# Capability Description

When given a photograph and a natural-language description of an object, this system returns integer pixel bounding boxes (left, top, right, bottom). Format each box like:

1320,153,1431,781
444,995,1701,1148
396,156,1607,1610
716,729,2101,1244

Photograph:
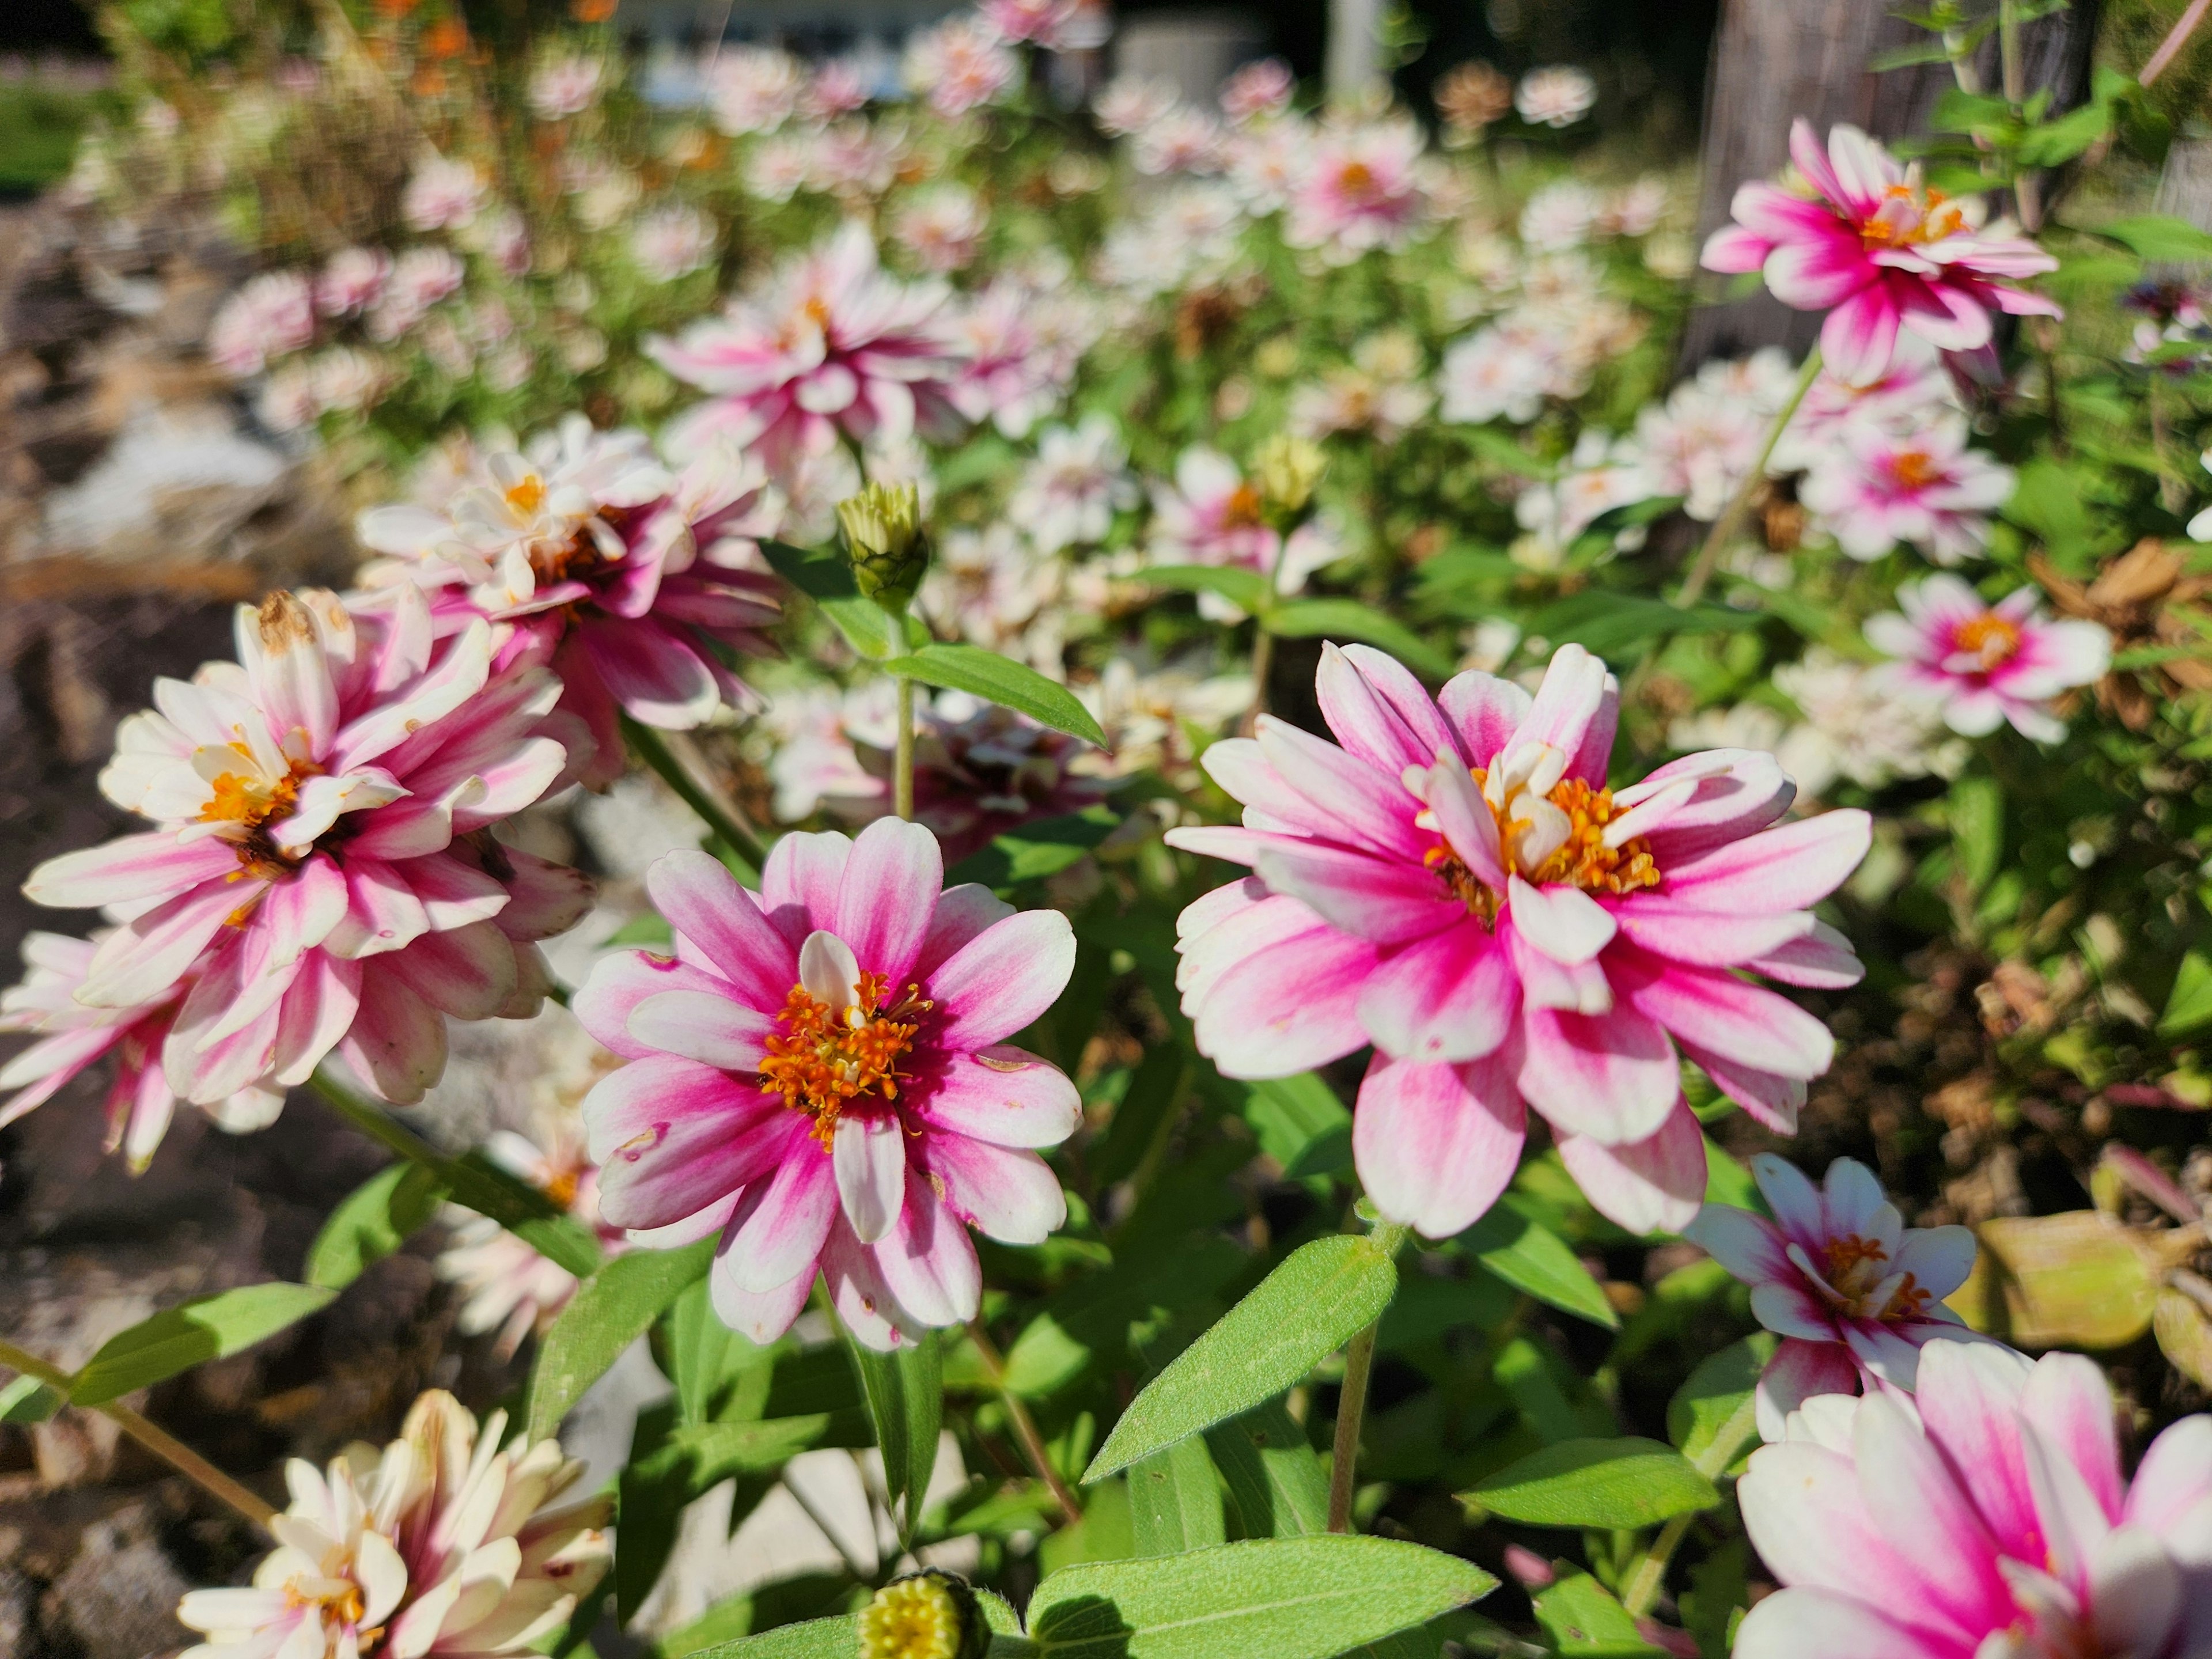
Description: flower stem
622,714,767,878
965,1318,1082,1526
1618,1389,1759,1620
893,675,916,821
1673,347,1823,612
2142,0,2212,86
1245,625,1276,732
1327,1218,1409,1534
0,1338,276,1530
307,1066,442,1166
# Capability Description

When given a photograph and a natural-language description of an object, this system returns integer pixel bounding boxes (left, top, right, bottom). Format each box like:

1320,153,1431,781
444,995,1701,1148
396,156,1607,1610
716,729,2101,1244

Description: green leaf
881,643,1108,747
690,1614,854,1658
1128,1437,1226,1556
1530,1572,1663,1656
1204,1397,1329,1537
444,1149,603,1278
1666,1334,1775,1476
1084,1234,1399,1482
1454,1205,1618,1330
71,1282,335,1406
2162,950,2212,1037
1264,600,1455,679
1528,592,1760,658
1138,564,1270,613
1025,1535,1496,1659
1949,776,2003,895
525,1241,714,1440
2103,214,2212,262
665,1277,771,1427
819,595,909,661
950,806,1123,889
306,1162,447,1291
1468,1437,1719,1529
0,1374,62,1423
2014,99,2112,166
755,539,905,660
1241,1074,1353,1180
843,1328,943,1545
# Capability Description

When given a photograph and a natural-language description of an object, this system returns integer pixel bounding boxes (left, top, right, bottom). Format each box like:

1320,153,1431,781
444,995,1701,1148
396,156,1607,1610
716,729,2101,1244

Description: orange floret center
1221,482,1266,529
1820,1233,1933,1321
1955,613,2021,670
1336,160,1378,200
1859,182,1966,248
504,475,547,518
1889,448,1940,490
759,969,930,1146
1473,768,1662,895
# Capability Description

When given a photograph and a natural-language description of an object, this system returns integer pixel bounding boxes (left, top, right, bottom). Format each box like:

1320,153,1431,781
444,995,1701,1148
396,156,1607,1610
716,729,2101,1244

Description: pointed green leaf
2162,950,2212,1037
1085,1234,1398,1482
1128,1437,1226,1556
306,1162,447,1290
0,1374,62,1423
1666,1334,1775,1476
1531,1572,1663,1656
1026,1536,1496,1659
71,1282,336,1405
1454,1205,1617,1330
1137,564,1271,614
1468,1437,1719,1529
2104,214,2212,262
881,643,1108,747
525,1241,714,1440
843,1327,943,1546
1204,1397,1329,1537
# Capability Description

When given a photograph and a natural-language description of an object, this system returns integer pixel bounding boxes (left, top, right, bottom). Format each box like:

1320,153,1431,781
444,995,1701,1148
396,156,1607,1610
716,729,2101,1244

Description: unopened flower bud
1253,433,1327,527
838,481,930,613
858,1570,988,1659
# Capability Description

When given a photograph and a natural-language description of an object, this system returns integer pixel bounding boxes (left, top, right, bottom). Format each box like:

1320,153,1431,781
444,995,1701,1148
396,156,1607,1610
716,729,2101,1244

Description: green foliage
525,1242,714,1439
843,1329,945,1546
306,1162,447,1290
1467,1438,1719,1529
71,1283,335,1406
882,644,1111,747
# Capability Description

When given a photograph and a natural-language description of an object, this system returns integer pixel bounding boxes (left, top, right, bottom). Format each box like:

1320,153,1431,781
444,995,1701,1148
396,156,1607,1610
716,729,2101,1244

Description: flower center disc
759,969,930,1145
1955,613,2022,670
1858,182,1965,248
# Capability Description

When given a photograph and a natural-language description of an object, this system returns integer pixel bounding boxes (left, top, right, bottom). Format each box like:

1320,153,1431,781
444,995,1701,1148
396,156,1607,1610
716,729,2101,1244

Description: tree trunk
1678,0,2101,370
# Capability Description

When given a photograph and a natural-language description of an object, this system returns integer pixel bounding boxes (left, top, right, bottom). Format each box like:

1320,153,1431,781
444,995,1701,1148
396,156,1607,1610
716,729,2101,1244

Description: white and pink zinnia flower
1702,120,2059,385
1734,1339,2212,1659
1867,575,2111,743
356,416,783,789
1690,1154,1980,1438
1797,416,2014,563
1148,446,1338,615
177,1389,611,1659
21,589,583,1111
1285,119,1430,260
1170,642,1870,1237
575,822,1080,1349
650,222,967,472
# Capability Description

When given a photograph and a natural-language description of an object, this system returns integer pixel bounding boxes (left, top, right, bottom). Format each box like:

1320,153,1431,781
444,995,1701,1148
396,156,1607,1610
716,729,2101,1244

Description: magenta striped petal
727,1143,839,1293
1753,1339,1863,1443
922,1046,1081,1148
627,990,774,1071
872,1178,981,1327
80,879,249,1010
915,884,1014,979
926,909,1077,1051
830,817,940,982
1317,642,1463,774
1555,1100,1706,1236
1252,717,1426,859
926,1132,1066,1244
1355,924,1517,1063
1516,1002,1677,1145
759,829,851,944
268,950,361,1086
1249,841,1462,945
1190,926,1379,1079
386,920,518,1021
339,961,447,1105
646,850,797,1012
1437,670,1532,766
1353,1051,1524,1238
1620,953,1834,1080
1662,811,1872,913
574,950,733,1058
24,832,239,911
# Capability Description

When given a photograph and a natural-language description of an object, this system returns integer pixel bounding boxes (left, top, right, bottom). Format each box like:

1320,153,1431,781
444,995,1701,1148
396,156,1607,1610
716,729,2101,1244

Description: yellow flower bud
1253,433,1327,525
858,1571,987,1659
838,481,931,613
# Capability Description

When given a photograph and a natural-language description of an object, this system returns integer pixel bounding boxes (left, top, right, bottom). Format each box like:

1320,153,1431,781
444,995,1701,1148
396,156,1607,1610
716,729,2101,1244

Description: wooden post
1679,0,2100,370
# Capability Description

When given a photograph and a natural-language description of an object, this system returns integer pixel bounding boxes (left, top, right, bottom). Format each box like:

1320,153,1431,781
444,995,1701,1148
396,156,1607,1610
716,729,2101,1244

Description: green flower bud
838,481,931,613
1253,433,1328,527
857,1570,988,1659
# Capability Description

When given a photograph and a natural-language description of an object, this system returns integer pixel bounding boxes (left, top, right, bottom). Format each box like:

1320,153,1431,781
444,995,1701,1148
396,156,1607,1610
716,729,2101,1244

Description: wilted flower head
1435,60,1512,134
1690,1154,1982,1437
1515,66,1596,127
575,824,1080,1348
1171,642,1869,1237
1734,1340,2212,1659
1866,575,2111,743
1702,120,2059,384
651,222,967,473
709,46,804,135
176,1389,610,1659
402,155,486,232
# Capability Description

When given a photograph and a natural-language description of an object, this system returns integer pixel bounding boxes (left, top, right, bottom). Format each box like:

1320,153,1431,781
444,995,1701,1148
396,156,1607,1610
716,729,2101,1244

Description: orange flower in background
421,17,469,58
373,0,421,16
573,0,619,20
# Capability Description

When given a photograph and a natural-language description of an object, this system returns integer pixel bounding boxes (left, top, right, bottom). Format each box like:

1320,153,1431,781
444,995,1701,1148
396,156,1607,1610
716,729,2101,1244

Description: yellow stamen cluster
759,969,929,1147
1220,482,1266,529
1889,448,1940,490
504,475,547,518
1517,776,1662,895
1955,612,2022,671
1858,181,1967,248
1822,1233,1933,1321
858,1573,979,1659
1423,846,1502,925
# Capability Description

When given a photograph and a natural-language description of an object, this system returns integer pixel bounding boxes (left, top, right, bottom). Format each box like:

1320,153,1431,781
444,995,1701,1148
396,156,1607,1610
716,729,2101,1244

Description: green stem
0,1338,276,1529
1245,624,1276,732
306,1066,444,1165
965,1319,1082,1526
894,675,916,822
1673,347,1823,612
1327,1219,1409,1533
1617,1391,1759,1620
622,715,767,878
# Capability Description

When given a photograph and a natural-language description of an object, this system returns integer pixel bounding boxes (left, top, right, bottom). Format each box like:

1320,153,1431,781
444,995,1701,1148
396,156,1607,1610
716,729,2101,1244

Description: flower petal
1353,1051,1525,1238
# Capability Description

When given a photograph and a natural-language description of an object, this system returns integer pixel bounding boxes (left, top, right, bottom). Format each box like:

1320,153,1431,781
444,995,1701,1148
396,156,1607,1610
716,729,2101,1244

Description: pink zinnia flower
1688,1154,1980,1438
804,59,872,122
904,17,1021,119
208,272,317,377
1866,575,2111,743
980,0,1078,46
574,823,1079,1349
1149,447,1339,614
1514,66,1596,128
401,156,486,233
357,418,783,787
22,589,581,1108
1285,119,1429,260
1701,120,2059,385
528,55,603,120
1220,58,1294,124
1169,643,1870,1237
893,185,988,274
650,222,967,473
708,46,803,137
177,1389,611,1659
315,247,390,319
1734,1338,2212,1659
1798,416,2013,563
